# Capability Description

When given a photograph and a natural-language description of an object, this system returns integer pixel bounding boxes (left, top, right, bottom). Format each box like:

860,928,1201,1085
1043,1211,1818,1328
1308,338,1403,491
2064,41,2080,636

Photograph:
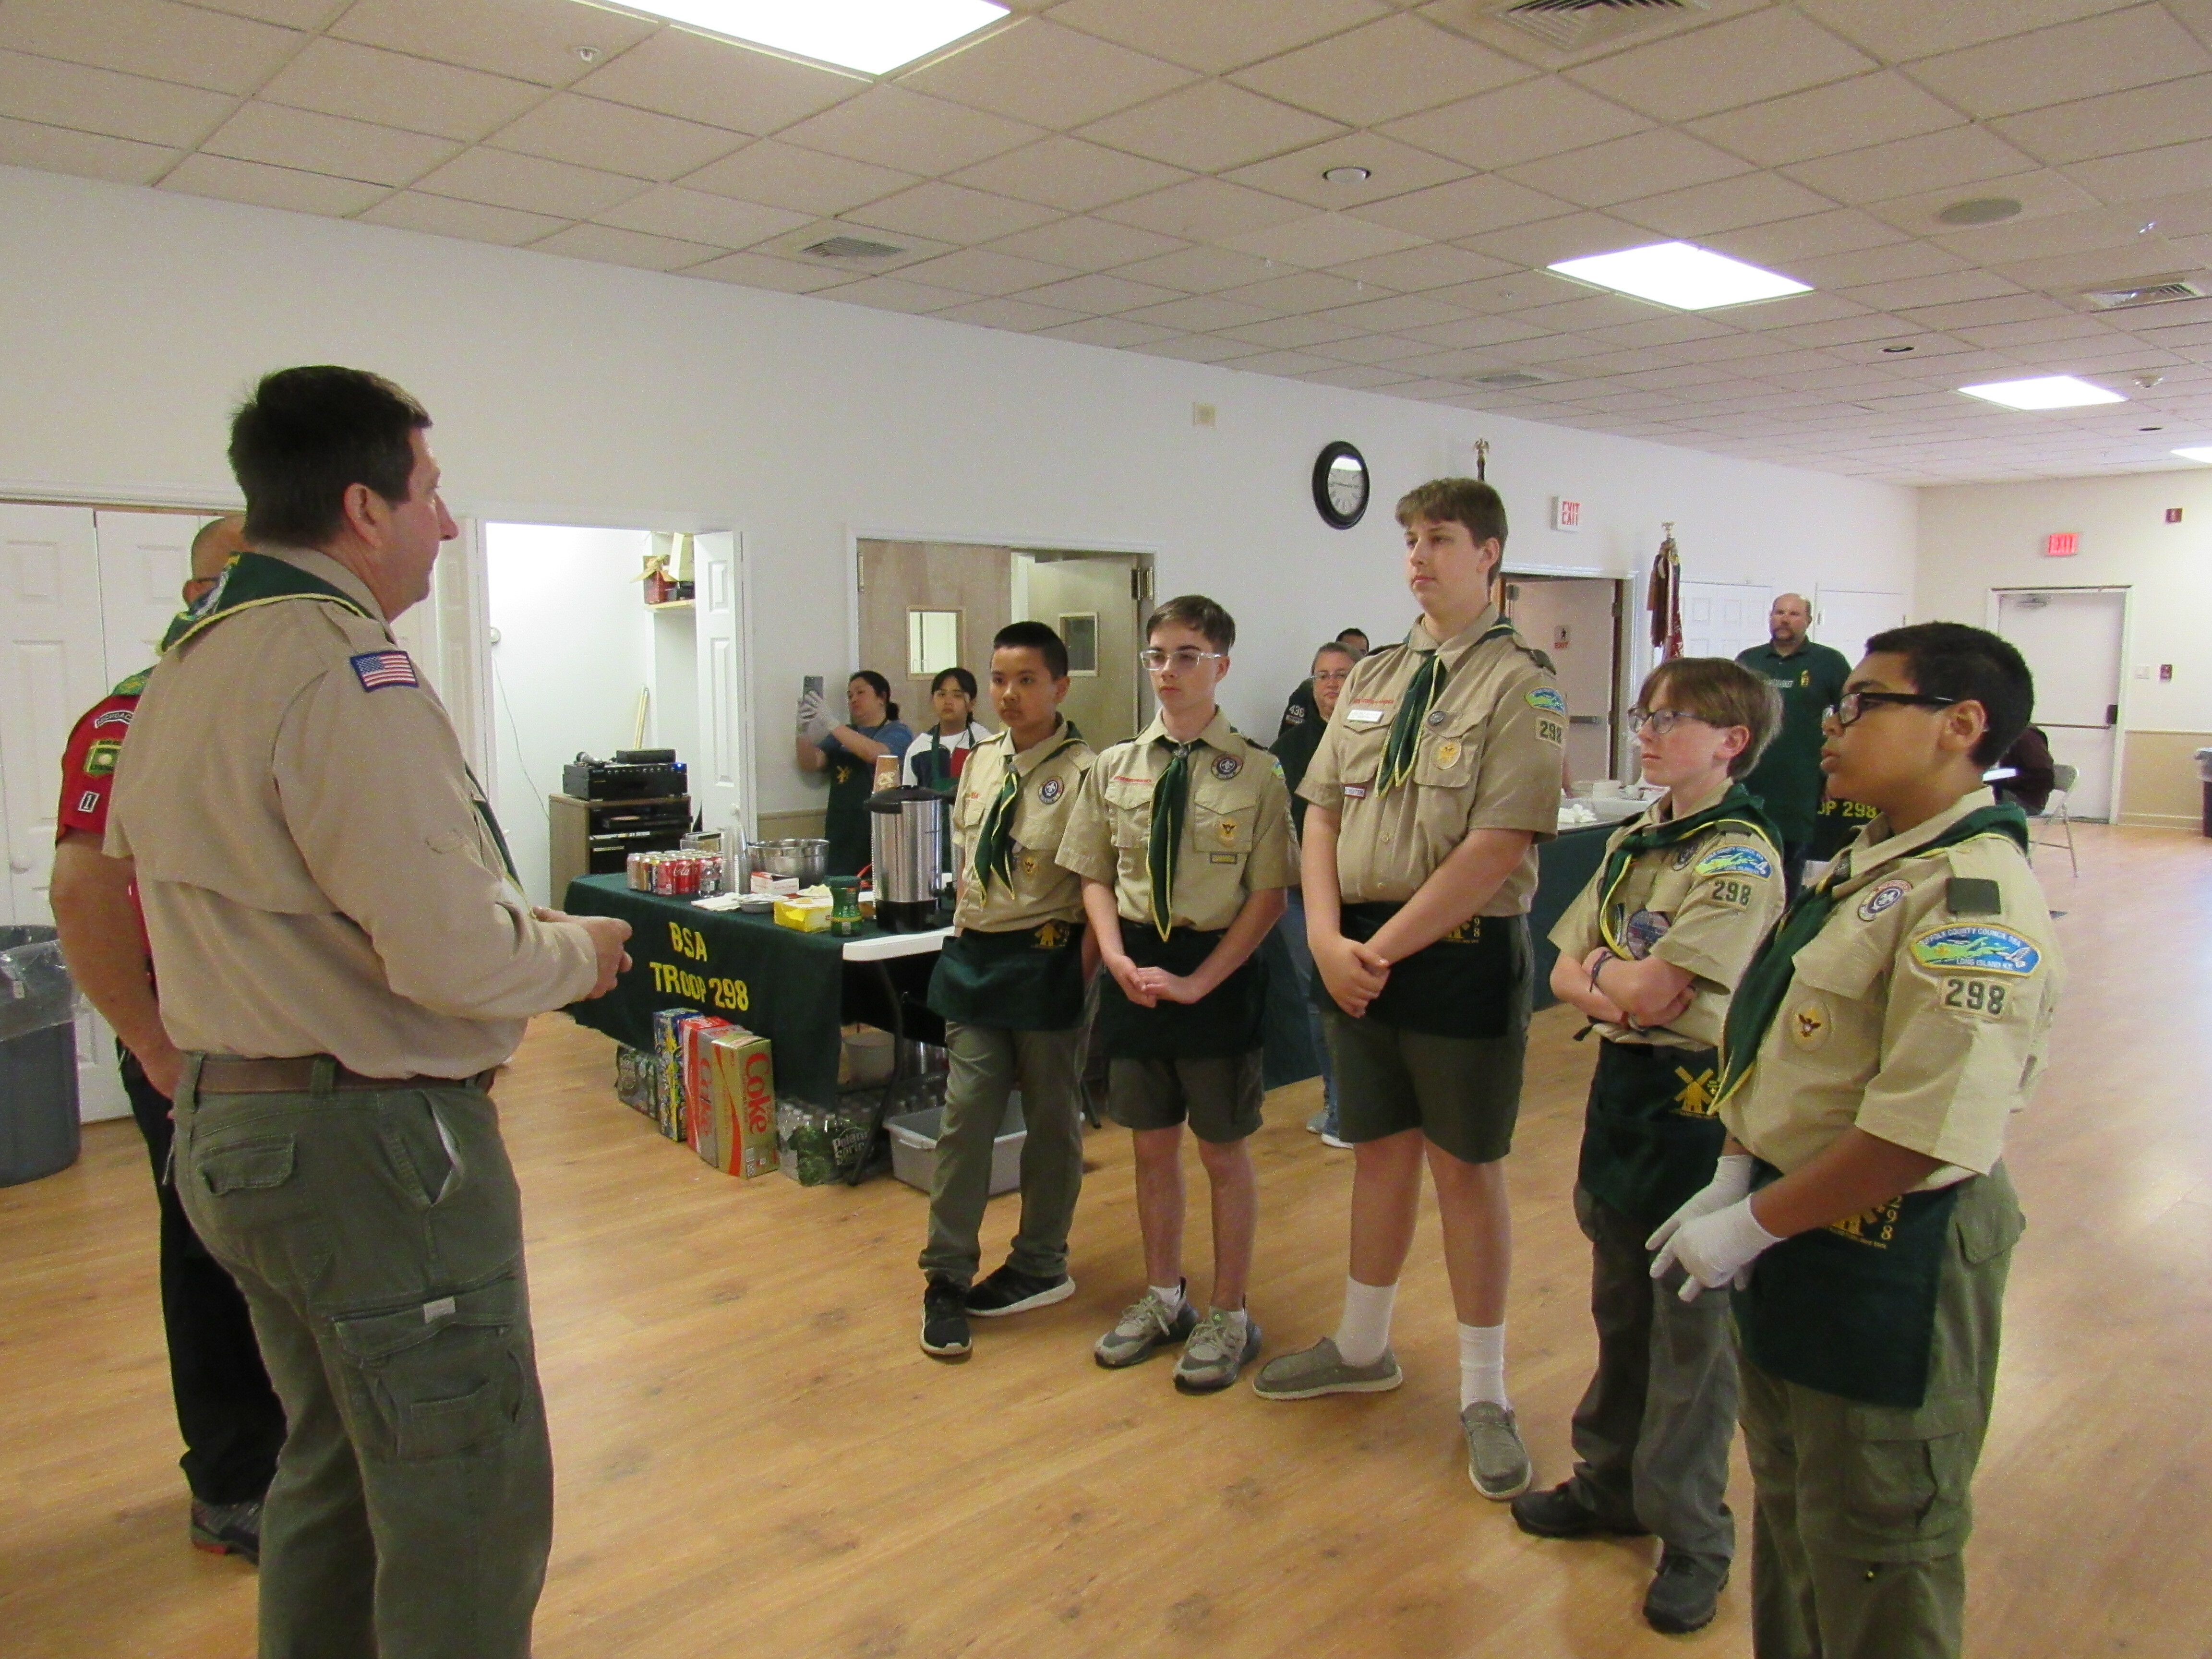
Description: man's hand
135,1040,186,1102
1105,950,1156,1008
1314,932,1389,1017
575,915,633,998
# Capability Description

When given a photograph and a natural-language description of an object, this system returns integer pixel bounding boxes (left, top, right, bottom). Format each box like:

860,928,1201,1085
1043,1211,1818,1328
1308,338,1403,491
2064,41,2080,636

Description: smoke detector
1491,0,1709,51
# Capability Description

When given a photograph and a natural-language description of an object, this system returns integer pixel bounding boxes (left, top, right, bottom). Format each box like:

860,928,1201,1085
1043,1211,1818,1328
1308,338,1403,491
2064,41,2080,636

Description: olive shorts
1321,1005,1529,1166
1106,1051,1264,1144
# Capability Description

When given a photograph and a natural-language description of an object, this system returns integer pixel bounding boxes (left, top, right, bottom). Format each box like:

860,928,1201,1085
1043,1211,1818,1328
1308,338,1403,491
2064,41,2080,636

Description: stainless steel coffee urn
867,787,949,931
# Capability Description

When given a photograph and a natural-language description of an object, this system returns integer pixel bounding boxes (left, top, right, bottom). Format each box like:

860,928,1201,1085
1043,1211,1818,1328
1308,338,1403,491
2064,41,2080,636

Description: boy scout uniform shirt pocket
949,730,1094,935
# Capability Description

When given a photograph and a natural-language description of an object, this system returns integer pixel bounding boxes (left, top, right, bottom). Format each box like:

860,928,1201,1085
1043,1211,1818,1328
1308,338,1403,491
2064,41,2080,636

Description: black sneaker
964,1263,1076,1318
1510,1481,1650,1540
190,1497,262,1564
1644,1549,1728,1635
920,1275,972,1361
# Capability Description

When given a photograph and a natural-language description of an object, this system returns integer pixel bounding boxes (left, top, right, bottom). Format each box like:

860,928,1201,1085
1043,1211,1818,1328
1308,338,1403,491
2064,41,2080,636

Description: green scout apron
1718,800,2030,1409
1322,902,1526,1039
1580,1040,1724,1237
1098,921,1267,1060
926,921,1086,1032
825,749,877,877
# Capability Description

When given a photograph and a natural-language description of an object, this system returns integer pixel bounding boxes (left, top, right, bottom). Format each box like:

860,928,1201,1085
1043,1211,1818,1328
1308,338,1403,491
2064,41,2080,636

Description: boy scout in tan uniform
1058,595,1296,1395
108,368,627,1659
917,623,1096,1361
1651,623,2061,1659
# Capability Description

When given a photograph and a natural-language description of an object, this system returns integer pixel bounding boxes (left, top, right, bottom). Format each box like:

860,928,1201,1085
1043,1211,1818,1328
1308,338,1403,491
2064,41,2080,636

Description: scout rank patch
1434,737,1462,769
1857,879,1910,920
1788,996,1832,1051
1038,775,1063,804
350,649,419,691
1695,843,1773,880
1212,753,1241,780
1909,924,2040,976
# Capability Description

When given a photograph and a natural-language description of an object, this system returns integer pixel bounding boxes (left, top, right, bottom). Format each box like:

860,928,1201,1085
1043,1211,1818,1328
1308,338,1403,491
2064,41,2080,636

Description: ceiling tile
358,190,568,245
0,0,301,95
1319,293,1472,332
753,217,953,269
924,295,1087,332
259,39,547,143
1616,171,1837,239
1502,130,1750,210
0,50,229,146
1865,168,2101,237
1903,9,2212,120
1508,293,1677,332
778,85,1041,174
2067,139,2212,205
1075,80,1345,173
1453,211,1660,268
1227,14,1528,126
1218,313,1368,349
1049,0,1391,75
1224,133,1468,213
595,184,811,248
488,94,745,181
1378,77,1649,173
989,214,1184,268
1301,363,1422,390
194,0,346,23
1429,268,1601,312
1217,270,1374,312
573,27,862,135
1038,316,1182,348
898,247,1073,295
1400,314,1552,349
1228,348,1337,375
1316,333,1440,362
1783,126,2042,204
1568,10,1878,122
826,275,971,315
680,140,915,216
1122,294,1276,332
531,221,719,271
1578,313,1740,348
947,135,1188,213
1018,272,1186,313
1097,176,1311,240
1708,208,1911,264
1220,212,1425,268
897,18,1196,129
683,250,857,292
203,102,459,188
1789,240,1970,288
330,0,655,88
1837,270,2024,310
1989,74,2212,167
1129,334,1266,363
0,113,176,184
159,152,389,216
858,180,1058,244
1722,290,1875,329
1348,174,1575,241
1327,244,1513,291
1110,244,1279,292
414,147,649,218
1687,72,1964,168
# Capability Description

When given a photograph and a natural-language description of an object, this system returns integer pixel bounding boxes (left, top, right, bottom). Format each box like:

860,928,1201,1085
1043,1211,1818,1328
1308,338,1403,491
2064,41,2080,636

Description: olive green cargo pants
919,1023,1085,1288
174,1058,552,1659
1738,1165,2023,1659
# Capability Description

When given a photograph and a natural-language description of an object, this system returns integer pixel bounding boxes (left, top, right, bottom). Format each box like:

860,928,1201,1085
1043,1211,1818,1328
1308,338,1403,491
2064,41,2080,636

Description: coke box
679,1015,736,1148
704,1029,778,1178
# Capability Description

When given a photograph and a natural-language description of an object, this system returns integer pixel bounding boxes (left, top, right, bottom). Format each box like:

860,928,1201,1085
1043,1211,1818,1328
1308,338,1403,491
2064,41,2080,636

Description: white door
1995,589,2125,820
693,531,746,839
1677,580,1771,660
95,510,205,675
1814,588,1909,666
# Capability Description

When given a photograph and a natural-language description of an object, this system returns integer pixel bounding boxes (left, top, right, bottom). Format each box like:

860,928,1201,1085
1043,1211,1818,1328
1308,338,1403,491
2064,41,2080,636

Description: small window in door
908,609,962,678
1059,612,1098,677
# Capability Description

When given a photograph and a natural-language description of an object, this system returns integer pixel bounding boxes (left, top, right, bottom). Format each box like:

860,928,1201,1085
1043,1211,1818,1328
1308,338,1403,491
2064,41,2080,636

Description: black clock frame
1312,440,1370,529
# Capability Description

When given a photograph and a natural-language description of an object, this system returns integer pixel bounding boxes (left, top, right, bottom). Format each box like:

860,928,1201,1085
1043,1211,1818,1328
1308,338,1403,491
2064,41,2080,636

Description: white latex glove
1652,1197,1782,1302
798,692,834,745
1646,1152,1754,1253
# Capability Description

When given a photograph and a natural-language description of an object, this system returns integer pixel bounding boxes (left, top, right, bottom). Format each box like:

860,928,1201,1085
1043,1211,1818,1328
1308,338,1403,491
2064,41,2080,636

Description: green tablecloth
561,875,941,1108
1530,821,1612,1011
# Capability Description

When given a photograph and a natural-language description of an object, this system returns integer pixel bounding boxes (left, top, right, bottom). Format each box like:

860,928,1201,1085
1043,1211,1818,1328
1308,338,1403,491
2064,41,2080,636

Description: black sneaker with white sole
920,1275,972,1360
964,1263,1075,1318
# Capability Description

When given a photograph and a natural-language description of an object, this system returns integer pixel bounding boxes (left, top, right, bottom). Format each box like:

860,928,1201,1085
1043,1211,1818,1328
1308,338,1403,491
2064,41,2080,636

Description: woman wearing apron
901,667,991,795
797,670,914,877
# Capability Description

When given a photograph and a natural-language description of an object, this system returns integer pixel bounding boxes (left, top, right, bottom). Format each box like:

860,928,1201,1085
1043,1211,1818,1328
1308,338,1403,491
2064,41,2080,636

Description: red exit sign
2044,531,2079,557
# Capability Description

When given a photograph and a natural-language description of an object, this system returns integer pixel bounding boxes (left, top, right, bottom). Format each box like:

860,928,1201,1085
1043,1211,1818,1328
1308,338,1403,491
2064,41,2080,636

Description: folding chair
2027,763,2078,877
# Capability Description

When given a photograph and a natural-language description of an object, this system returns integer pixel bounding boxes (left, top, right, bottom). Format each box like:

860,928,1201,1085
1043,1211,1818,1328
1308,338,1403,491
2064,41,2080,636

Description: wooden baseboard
2119,811,2206,831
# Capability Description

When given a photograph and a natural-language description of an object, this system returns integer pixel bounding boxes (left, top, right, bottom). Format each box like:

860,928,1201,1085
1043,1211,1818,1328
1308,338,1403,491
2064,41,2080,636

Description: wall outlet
2161,663,2175,681
2166,508,2184,524
1191,402,1216,428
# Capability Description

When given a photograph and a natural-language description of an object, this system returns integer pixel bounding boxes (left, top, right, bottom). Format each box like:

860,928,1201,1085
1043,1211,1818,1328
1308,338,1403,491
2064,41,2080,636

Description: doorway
1504,572,1627,784
1814,588,1908,663
1993,588,2126,821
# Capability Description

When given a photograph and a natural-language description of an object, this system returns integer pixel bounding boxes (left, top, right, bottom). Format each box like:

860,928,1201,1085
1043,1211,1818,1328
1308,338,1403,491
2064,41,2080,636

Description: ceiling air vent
2075,277,2212,312
803,235,905,261
1492,0,1708,51
1471,371,1549,389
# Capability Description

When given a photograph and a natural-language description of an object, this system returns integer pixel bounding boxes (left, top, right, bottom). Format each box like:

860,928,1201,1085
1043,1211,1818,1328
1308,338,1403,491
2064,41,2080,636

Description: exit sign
1551,496,1582,531
2044,531,2079,557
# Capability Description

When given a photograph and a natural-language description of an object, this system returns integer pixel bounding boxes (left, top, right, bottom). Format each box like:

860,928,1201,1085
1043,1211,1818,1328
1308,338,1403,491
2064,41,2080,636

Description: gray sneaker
1094,1286,1197,1369
1173,1308,1262,1395
1250,1335,1404,1400
1461,1401,1532,1500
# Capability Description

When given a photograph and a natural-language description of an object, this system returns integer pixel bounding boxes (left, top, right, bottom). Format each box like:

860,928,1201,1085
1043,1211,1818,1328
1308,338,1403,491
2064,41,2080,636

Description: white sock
1214,1305,1248,1334
1333,1277,1397,1367
1458,1322,1508,1411
1151,1282,1183,1315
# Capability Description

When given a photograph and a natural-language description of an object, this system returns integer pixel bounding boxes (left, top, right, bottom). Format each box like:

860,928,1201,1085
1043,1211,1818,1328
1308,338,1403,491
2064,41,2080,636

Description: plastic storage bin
0,925,80,1187
886,1095,1026,1197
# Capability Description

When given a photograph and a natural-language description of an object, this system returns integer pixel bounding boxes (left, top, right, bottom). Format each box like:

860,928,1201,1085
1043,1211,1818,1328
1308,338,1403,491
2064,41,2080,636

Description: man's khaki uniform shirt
108,546,597,1079
1058,709,1297,932
1551,798,1786,1049
1299,608,1563,912
1721,789,2061,1188
950,722,1094,934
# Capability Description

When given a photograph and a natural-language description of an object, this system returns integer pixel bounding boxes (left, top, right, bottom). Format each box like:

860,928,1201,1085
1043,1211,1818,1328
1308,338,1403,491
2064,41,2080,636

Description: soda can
627,851,650,890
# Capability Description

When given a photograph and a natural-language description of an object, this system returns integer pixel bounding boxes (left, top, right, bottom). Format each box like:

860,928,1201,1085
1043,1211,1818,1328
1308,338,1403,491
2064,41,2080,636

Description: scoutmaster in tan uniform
1713,787,2059,1658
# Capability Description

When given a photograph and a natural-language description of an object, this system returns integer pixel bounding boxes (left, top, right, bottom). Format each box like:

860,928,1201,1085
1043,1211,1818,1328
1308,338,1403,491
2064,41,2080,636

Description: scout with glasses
1649,622,2061,1659
1514,657,1785,1636
1254,478,1564,1506
1058,595,1295,1394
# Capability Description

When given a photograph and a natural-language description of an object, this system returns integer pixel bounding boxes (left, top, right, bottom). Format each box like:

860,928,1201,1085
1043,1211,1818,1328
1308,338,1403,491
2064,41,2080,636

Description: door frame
1984,583,2132,821
1504,565,1635,781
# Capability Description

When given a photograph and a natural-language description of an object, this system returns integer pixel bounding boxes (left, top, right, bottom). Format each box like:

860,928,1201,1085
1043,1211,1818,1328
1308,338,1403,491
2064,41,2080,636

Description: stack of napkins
774,887,834,933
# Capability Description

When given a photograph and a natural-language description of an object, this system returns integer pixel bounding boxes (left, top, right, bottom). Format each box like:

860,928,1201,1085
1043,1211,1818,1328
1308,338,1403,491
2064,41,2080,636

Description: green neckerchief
973,727,1081,892
160,551,374,652
1713,800,2029,1111
1593,782,1781,959
1147,739,1195,940
1375,617,1516,795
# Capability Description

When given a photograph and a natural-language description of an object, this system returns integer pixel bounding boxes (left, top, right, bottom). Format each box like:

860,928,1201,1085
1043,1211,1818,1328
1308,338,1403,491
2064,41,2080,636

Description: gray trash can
0,925,80,1186
2196,748,2212,839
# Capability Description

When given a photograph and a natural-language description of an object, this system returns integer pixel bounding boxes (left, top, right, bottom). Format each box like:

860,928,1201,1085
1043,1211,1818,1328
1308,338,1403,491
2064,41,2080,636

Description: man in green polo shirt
1737,595,1851,897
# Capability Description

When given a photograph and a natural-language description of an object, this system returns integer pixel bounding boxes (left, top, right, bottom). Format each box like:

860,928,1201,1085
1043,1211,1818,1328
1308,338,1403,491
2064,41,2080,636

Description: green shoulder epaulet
111,667,153,697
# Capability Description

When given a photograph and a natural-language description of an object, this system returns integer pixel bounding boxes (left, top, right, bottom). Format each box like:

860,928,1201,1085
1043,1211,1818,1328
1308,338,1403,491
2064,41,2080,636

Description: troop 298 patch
1909,925,2040,977
1525,686,1568,716
1694,844,1773,881
1037,776,1063,805
1212,753,1242,780
1857,880,1909,921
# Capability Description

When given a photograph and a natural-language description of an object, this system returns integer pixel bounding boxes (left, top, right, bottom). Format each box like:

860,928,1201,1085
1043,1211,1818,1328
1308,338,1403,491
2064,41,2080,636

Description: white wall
485,523,654,907
0,165,1916,817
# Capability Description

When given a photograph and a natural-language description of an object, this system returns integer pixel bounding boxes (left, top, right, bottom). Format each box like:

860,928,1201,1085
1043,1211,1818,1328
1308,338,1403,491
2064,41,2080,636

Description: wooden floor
4,822,2208,1659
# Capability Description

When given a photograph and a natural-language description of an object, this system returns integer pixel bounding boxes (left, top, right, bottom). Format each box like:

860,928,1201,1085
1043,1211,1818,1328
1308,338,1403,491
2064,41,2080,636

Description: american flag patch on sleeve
350,650,420,692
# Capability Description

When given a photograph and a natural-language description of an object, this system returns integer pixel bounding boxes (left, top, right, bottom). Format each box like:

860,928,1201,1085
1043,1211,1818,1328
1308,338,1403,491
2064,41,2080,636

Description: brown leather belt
195,1056,497,1095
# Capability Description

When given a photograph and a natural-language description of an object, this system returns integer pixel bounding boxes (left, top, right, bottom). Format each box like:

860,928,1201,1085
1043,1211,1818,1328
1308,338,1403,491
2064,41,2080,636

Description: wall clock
1312,441,1369,529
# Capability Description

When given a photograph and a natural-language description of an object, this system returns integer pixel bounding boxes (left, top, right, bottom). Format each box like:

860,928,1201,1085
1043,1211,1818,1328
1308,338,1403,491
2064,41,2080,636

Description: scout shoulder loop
1593,784,1781,961
161,551,376,653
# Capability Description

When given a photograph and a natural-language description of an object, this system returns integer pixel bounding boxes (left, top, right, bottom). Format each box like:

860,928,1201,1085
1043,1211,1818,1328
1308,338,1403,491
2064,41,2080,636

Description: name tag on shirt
1345,701,1391,726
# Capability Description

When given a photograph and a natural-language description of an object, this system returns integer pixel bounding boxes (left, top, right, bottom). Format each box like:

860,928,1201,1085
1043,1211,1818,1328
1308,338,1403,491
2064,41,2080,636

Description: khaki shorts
1323,1005,1528,1165
1106,1051,1264,1144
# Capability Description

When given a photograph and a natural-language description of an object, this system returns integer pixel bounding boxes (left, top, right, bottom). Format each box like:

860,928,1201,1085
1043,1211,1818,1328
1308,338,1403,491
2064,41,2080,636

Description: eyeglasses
1139,648,1225,673
1625,709,1711,737
1312,668,1353,685
1826,690,1960,729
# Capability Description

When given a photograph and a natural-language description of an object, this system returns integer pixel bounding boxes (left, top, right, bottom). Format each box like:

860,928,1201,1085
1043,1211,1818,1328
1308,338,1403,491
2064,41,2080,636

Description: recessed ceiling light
2174,446,2212,463
599,0,1008,75
1547,241,1811,311
1957,375,2126,410
1937,197,2022,227
1322,165,1372,184
1881,344,1916,353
